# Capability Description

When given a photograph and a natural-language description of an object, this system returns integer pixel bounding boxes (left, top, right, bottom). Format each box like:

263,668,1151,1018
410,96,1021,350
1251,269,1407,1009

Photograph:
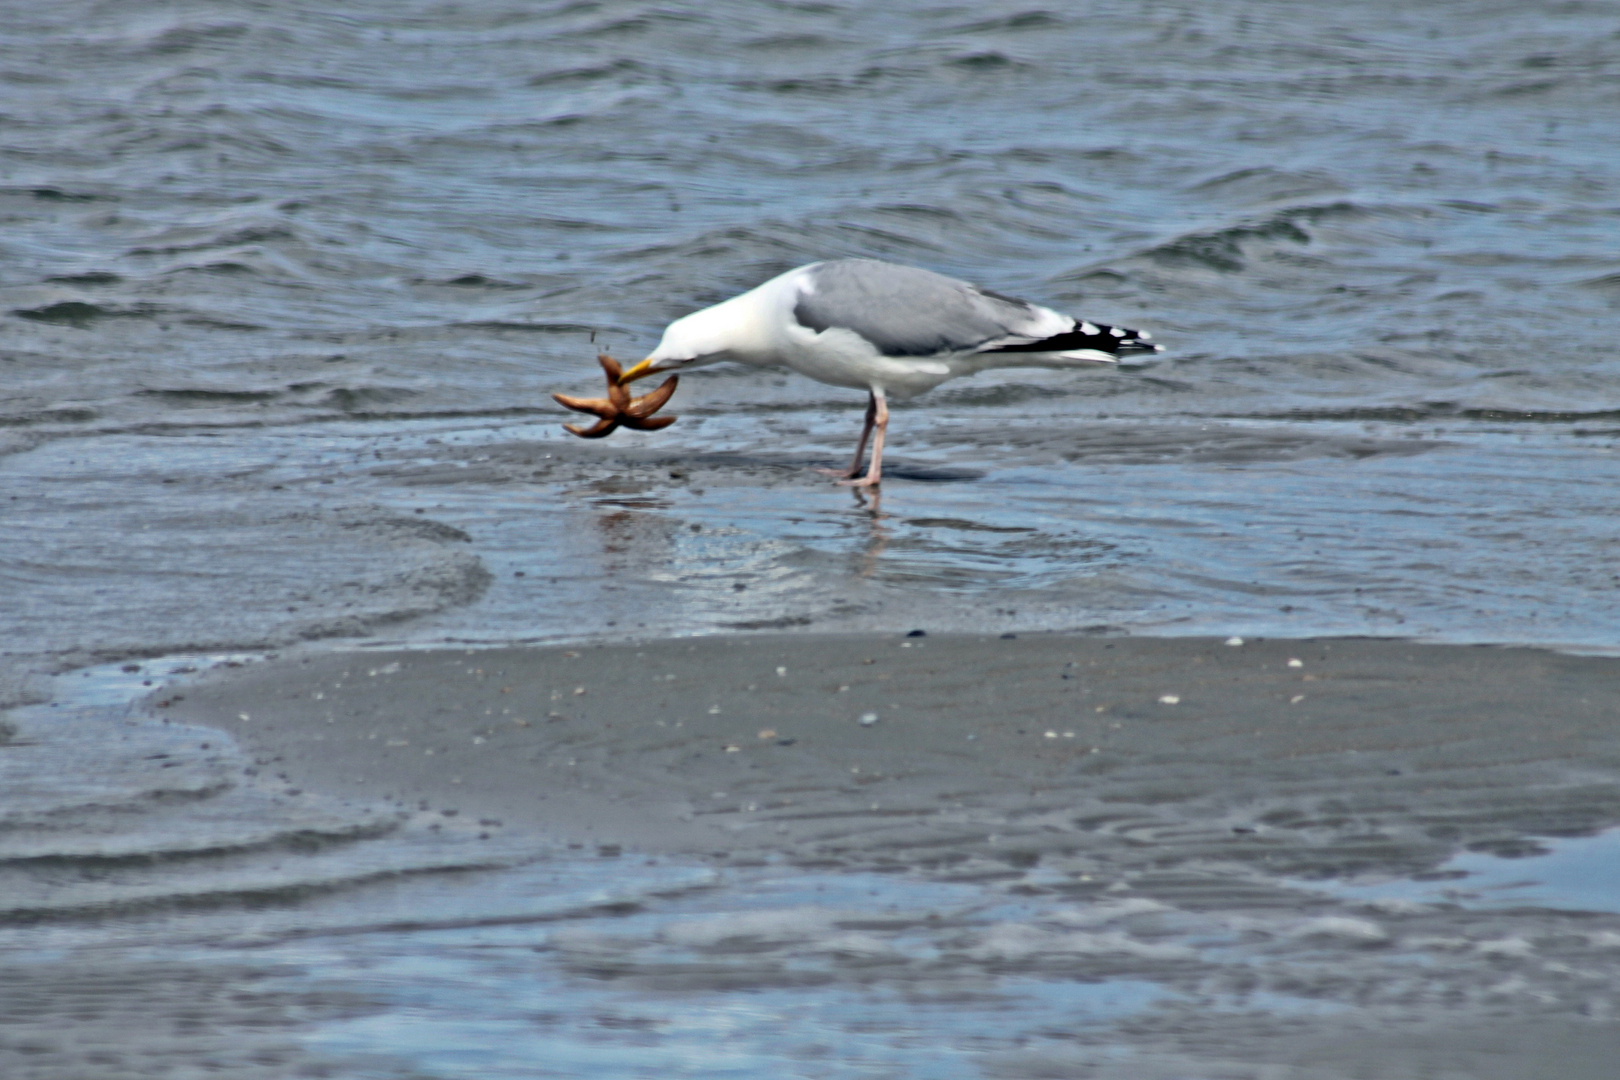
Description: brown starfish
552,353,679,438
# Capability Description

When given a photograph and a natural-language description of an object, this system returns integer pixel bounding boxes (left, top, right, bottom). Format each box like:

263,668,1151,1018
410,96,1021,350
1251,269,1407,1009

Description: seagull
617,258,1161,487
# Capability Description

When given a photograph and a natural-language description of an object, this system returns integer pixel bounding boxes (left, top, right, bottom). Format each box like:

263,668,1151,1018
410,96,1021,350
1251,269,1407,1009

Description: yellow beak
617,358,657,385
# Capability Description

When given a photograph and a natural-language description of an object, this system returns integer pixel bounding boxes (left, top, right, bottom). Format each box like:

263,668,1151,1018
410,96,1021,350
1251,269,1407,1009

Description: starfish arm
625,375,678,418
584,356,631,411
620,413,677,431
552,392,618,418
564,417,621,438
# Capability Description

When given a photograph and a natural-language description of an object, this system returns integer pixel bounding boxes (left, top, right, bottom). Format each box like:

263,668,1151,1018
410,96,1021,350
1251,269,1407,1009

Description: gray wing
792,259,1060,357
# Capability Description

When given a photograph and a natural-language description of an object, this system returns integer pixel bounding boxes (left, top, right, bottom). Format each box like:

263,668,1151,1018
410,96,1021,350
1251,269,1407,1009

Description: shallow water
1305,830,1620,915
5,1,1620,1075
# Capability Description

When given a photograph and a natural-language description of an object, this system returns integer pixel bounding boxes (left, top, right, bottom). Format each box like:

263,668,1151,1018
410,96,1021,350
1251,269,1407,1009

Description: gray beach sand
163,633,1620,880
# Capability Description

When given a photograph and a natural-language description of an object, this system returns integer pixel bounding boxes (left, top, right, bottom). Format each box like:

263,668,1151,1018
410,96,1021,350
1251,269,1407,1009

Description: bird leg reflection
553,354,679,438
850,484,881,514
854,489,890,576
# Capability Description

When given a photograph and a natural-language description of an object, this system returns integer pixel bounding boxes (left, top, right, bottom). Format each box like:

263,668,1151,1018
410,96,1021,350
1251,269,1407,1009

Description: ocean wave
12,301,158,328
1144,216,1312,273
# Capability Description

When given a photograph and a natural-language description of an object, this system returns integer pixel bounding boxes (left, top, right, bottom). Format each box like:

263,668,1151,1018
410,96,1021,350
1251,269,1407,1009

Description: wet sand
162,633,1620,883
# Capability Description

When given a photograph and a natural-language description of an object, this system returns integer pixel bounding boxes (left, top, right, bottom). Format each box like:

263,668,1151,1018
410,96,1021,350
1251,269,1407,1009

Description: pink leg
815,392,877,478
838,390,887,488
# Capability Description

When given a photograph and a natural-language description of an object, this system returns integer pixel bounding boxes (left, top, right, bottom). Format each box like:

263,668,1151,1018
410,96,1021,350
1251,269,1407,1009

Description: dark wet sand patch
160,634,1620,883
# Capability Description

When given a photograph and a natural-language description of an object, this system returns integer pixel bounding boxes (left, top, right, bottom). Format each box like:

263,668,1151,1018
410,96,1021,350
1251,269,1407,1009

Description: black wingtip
991,318,1162,357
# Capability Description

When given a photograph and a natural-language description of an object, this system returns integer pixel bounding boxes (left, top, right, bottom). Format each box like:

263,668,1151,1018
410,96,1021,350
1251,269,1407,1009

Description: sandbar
160,633,1620,882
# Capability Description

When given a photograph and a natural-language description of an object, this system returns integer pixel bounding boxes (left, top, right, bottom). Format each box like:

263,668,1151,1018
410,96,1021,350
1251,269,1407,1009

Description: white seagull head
618,283,781,385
